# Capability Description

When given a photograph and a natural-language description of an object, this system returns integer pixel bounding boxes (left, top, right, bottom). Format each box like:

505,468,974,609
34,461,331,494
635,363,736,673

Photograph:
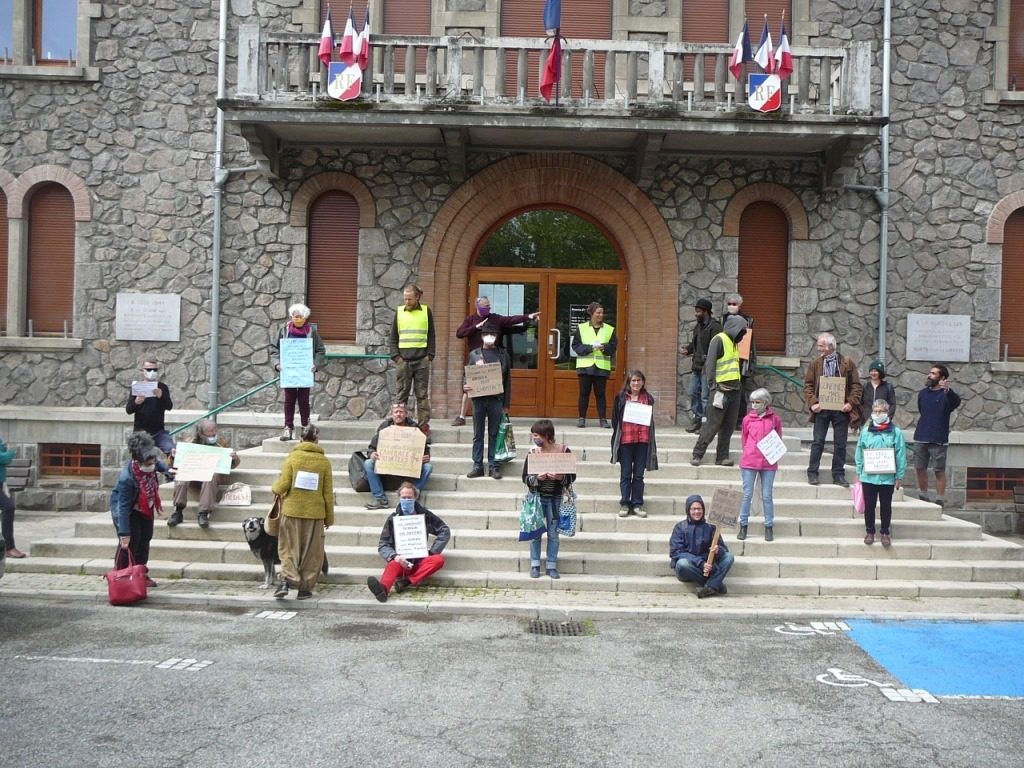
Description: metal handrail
755,364,804,390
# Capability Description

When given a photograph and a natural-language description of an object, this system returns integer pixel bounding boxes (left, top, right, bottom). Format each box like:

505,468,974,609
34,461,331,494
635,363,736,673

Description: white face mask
204,435,219,445
143,370,158,381
139,463,156,473
726,304,740,314
871,413,889,425
482,335,497,346
751,401,767,414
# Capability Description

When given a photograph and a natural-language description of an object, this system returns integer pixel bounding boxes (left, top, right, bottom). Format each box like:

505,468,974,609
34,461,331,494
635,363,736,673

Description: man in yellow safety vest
389,284,436,427
690,315,748,466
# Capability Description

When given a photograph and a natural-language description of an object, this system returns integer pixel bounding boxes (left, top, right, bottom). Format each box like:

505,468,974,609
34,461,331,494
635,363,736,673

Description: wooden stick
705,527,721,569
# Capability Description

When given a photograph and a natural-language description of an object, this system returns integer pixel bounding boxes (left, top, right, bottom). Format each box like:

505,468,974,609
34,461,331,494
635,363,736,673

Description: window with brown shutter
681,2,728,82
500,0,610,99
1000,208,1024,359
1011,0,1024,89
738,201,789,354
744,0,792,37
382,0,430,74
307,190,360,343
27,182,74,336
0,189,7,333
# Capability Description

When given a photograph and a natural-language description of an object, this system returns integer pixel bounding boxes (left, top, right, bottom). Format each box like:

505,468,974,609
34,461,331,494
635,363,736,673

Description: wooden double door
469,269,627,419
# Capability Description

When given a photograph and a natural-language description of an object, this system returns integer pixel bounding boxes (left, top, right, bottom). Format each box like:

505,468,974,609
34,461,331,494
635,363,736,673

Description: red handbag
105,548,149,606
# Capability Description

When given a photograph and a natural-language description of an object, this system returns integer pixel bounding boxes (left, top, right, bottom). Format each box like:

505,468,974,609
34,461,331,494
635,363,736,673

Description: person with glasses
126,356,175,458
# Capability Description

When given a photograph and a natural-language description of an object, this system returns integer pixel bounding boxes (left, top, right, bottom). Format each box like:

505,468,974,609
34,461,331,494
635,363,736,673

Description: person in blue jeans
669,494,733,598
680,298,722,432
522,419,575,579
363,402,432,510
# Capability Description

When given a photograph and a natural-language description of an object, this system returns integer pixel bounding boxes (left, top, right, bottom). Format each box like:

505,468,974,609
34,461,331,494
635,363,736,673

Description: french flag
775,16,794,81
338,9,357,66
754,15,774,74
728,19,752,80
317,11,333,68
356,5,371,71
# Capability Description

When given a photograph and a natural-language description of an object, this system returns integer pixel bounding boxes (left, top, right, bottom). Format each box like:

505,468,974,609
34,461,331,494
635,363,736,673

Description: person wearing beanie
861,359,897,423
680,298,722,432
690,314,748,466
668,494,733,598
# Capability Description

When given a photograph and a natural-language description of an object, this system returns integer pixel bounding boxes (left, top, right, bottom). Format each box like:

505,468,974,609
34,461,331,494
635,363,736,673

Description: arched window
307,190,360,342
1001,208,1024,359
0,187,7,333
738,201,788,354
27,182,74,335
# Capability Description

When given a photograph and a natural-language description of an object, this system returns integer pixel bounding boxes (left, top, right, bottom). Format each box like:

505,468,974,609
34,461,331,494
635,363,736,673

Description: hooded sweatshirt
668,494,728,568
704,315,748,392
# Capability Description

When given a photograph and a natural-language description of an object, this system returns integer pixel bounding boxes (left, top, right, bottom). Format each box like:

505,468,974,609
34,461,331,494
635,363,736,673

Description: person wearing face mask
860,359,897,423
463,322,512,480
126,356,175,458
610,370,658,518
110,432,175,587
452,296,540,426
738,388,783,541
912,364,961,507
522,419,575,579
366,482,450,603
168,419,240,528
723,293,758,418
274,303,326,442
855,399,908,547
669,494,733,598
572,302,618,428
690,314,748,467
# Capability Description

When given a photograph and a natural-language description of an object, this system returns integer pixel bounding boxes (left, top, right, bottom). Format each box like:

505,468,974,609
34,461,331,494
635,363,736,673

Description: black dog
242,517,328,589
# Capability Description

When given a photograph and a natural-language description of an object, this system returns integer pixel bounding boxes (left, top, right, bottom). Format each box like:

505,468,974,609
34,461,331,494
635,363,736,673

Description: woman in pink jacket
738,388,783,541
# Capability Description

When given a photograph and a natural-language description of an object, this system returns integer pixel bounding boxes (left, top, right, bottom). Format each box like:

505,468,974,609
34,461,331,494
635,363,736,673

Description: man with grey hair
803,333,862,487
169,419,239,528
724,293,758,417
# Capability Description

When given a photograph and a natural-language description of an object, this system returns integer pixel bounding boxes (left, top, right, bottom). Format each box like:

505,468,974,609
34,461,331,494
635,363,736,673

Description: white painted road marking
254,610,297,620
12,654,213,671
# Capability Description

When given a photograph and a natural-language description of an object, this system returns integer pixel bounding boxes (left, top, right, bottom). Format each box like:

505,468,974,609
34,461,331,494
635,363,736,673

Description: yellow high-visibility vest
396,304,429,349
576,323,614,371
714,332,741,383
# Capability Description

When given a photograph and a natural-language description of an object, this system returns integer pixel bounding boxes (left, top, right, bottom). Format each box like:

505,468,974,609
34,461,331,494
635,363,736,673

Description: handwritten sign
464,362,504,398
375,426,428,479
173,451,221,482
393,514,428,559
817,376,847,411
527,450,577,475
131,380,158,398
115,293,181,342
738,328,753,361
708,488,741,531
756,430,787,465
219,483,251,506
279,338,314,389
906,313,970,362
623,401,653,426
174,442,233,475
295,470,320,491
862,448,896,474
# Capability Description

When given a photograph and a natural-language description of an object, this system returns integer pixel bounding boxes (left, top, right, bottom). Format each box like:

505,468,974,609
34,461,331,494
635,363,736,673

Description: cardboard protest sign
708,487,741,531
279,337,314,389
623,401,653,426
393,514,428,559
172,451,221,482
862,448,897,473
464,362,504,398
219,483,252,506
817,376,847,411
756,430,787,465
374,426,428,478
738,328,753,361
527,451,577,475
131,380,159,398
174,442,234,475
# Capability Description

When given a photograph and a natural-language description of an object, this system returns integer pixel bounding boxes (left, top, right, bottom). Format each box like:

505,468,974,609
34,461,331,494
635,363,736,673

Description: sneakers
197,512,210,529
935,498,945,508
530,566,541,578
696,586,720,599
547,568,560,579
366,576,388,603
881,533,892,547
690,457,702,467
618,506,630,518
467,466,485,478
833,476,850,488
576,418,586,428
451,416,466,426
599,418,611,429
273,581,289,598
716,458,734,466
167,506,184,527
737,525,748,541
685,423,701,433
394,577,411,594
634,506,647,518
717,584,728,595
764,527,774,542
279,427,293,441
807,472,820,486
296,589,313,600
365,497,389,510
863,532,875,546
488,467,503,480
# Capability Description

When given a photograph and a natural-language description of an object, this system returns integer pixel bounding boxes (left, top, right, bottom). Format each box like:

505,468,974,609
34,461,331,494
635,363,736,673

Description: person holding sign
270,424,334,600
572,302,617,428
610,370,658,518
855,399,907,547
464,323,511,480
126,356,175,458
669,494,733,599
738,388,783,541
522,419,576,579
363,402,432,509
274,303,326,442
803,332,862,487
690,315,748,467
169,419,240,528
366,482,450,603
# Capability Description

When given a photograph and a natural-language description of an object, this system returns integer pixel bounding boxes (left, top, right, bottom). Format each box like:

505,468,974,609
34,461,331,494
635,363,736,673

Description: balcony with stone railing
223,28,885,183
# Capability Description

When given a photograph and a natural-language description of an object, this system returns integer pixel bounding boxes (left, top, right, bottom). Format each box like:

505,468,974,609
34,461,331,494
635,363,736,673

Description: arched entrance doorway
417,153,680,425
472,208,627,418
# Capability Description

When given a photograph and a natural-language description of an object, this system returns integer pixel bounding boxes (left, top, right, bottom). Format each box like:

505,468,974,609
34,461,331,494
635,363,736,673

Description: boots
167,505,184,527
737,525,748,541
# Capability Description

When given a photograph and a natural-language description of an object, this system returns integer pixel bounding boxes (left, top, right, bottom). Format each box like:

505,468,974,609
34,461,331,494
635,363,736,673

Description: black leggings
578,375,609,419
115,510,154,570
862,482,894,535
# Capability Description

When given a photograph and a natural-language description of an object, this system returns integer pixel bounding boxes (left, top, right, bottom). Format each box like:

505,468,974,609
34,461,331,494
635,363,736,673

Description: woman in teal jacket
855,398,907,548
0,437,24,558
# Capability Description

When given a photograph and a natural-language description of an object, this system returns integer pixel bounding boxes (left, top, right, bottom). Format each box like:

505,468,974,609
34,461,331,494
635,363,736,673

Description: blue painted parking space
846,619,1024,698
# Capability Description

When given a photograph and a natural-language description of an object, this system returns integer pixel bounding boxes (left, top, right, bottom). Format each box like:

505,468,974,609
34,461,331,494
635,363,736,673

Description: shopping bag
495,414,517,464
265,495,282,536
105,549,148,606
851,480,865,516
518,491,545,541
557,484,578,537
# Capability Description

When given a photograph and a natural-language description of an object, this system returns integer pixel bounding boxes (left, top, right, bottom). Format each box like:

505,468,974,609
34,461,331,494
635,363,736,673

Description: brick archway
986,190,1024,244
418,153,679,423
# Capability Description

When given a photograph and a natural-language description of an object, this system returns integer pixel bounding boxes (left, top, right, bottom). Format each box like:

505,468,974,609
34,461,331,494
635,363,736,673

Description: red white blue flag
540,0,562,101
356,5,371,71
775,16,793,81
338,9,357,66
728,19,752,80
317,11,334,68
754,15,774,74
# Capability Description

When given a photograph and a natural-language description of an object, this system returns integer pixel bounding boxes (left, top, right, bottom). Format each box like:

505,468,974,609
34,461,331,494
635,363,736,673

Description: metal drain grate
526,619,595,637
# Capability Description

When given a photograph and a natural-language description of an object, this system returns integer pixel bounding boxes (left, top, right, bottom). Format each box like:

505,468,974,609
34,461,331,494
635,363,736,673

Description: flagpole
555,29,560,106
